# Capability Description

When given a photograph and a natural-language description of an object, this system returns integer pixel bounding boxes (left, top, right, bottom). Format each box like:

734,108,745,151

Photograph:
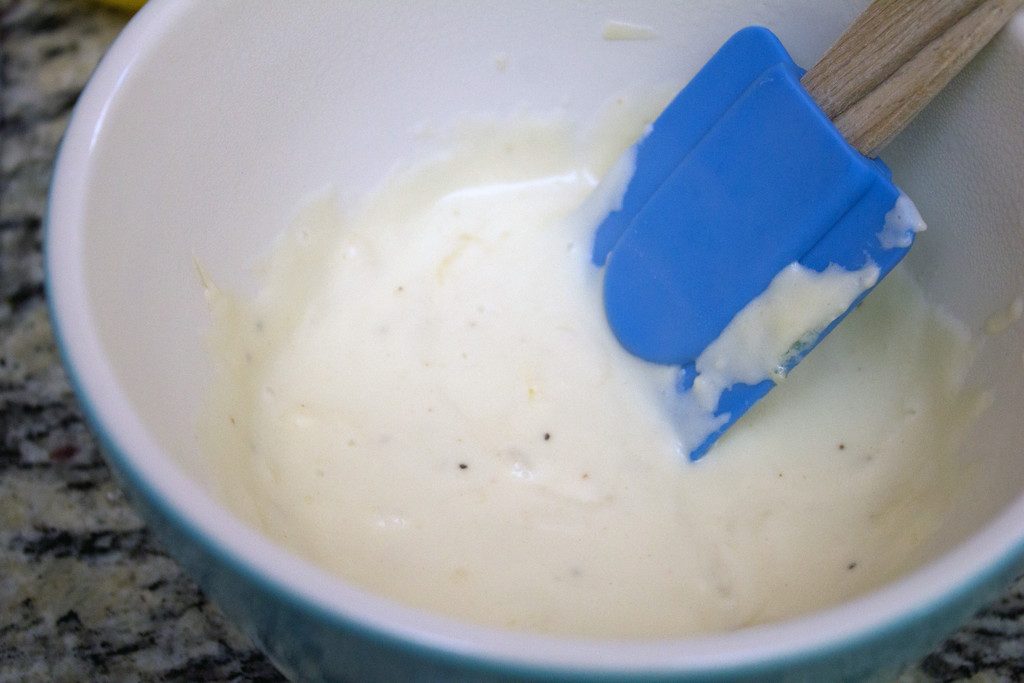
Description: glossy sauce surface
201,102,980,637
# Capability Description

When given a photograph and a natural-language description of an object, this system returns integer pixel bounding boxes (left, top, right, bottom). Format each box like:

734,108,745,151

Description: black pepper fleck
543,433,551,441
458,463,468,470
847,561,858,570
838,443,846,450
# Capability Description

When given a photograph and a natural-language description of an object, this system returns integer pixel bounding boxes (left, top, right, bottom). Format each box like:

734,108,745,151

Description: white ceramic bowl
47,1,1024,680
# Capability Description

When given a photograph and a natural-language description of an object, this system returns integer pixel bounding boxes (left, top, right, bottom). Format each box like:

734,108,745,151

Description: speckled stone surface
0,1,284,680
0,1,1022,681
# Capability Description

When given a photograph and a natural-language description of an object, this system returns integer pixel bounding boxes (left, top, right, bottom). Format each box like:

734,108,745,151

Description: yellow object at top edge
93,0,146,11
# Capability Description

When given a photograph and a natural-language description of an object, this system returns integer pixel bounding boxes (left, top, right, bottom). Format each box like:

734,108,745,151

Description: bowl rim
44,0,1024,676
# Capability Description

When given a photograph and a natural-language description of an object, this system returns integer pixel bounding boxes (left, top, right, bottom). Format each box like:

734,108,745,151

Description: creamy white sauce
984,295,1024,335
697,262,874,390
602,20,658,41
675,260,879,454
201,101,981,638
879,192,927,249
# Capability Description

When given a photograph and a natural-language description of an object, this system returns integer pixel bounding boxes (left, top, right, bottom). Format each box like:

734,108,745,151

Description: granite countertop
1,1,1023,681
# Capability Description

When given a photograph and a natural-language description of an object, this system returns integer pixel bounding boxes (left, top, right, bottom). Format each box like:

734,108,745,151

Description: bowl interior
49,0,1024,668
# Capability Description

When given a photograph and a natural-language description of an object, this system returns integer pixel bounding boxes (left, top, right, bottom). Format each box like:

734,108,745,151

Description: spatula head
594,28,920,459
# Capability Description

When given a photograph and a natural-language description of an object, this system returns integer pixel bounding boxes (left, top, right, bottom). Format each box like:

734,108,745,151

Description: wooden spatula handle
802,0,983,119
802,0,1023,157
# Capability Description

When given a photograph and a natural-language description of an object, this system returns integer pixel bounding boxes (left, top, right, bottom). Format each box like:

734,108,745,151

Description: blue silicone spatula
595,0,1022,460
